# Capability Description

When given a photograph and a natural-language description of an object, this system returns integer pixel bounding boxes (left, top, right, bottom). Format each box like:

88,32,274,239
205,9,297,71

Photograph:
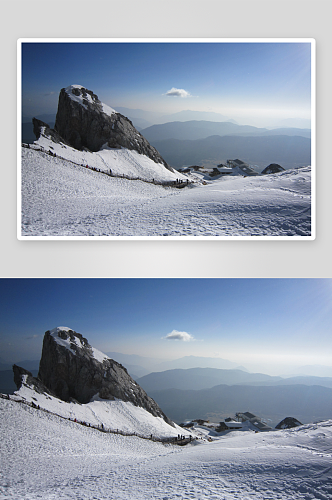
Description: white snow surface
65,84,117,116
1,394,331,499
31,134,181,183
49,327,109,363
21,138,312,237
49,327,82,354
8,383,182,439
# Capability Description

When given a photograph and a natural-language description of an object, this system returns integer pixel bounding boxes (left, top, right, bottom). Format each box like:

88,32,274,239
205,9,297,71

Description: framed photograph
18,38,315,240
1,277,331,499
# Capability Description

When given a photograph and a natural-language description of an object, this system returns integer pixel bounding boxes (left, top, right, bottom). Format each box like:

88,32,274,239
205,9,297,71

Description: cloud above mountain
163,330,194,341
164,88,193,98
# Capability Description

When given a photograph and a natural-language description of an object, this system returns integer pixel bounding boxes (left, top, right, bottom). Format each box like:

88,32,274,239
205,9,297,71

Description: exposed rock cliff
261,163,285,175
275,417,303,429
13,364,57,397
37,327,173,425
54,85,172,171
32,117,71,146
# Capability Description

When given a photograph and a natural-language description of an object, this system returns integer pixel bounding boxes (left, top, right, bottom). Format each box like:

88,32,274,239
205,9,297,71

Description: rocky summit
35,327,173,425
52,84,172,170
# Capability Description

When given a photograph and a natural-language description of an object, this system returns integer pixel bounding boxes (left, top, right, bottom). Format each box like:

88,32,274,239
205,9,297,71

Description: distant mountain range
105,354,245,379
149,134,311,170
141,120,311,142
158,110,234,124
137,367,332,393
110,108,164,130
136,367,332,425
109,109,234,129
109,108,311,130
148,384,332,426
156,356,246,372
137,368,278,392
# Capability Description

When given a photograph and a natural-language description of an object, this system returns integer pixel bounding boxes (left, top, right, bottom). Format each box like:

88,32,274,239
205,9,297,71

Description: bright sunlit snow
1,389,331,499
50,326,116,363
64,85,117,117
9,383,183,439
20,136,312,237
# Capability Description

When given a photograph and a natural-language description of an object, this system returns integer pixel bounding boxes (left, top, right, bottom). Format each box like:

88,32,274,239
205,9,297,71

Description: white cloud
164,87,192,98
163,330,194,341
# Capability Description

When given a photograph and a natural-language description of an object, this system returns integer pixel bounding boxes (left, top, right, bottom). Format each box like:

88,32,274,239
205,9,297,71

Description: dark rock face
38,328,173,425
13,364,57,397
261,163,285,175
32,118,71,146
275,417,303,429
54,85,172,170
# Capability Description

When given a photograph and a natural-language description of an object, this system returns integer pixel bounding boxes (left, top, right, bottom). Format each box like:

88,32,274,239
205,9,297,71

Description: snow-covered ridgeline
5,383,184,440
29,135,187,184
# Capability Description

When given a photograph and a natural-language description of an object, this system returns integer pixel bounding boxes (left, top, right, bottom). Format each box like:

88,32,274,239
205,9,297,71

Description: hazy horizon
1,278,330,377
20,40,313,129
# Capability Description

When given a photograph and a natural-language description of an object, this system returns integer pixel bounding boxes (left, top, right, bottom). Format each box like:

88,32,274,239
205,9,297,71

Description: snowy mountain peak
64,84,117,117
50,326,76,335
54,85,172,170
37,328,174,425
49,326,109,363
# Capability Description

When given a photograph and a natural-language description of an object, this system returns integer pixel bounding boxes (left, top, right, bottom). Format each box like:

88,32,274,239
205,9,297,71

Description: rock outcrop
13,364,57,397
261,163,285,175
37,327,173,425
32,117,71,146
53,85,172,170
275,417,303,429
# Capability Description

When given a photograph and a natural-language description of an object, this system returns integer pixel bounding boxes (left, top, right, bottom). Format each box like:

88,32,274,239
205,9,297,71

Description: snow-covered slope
30,134,186,184
1,395,331,499
8,382,182,439
21,144,312,237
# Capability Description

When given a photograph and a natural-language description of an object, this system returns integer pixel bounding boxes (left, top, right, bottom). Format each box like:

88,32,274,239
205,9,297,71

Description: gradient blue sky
0,278,330,374
21,40,312,127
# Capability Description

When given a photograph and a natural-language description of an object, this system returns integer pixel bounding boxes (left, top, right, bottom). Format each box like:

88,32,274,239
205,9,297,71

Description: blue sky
0,278,330,374
21,40,312,127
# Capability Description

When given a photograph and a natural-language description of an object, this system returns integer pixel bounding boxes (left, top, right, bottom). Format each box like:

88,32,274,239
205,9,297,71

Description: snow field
0,398,180,500
1,398,331,500
21,147,183,236
21,146,312,237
